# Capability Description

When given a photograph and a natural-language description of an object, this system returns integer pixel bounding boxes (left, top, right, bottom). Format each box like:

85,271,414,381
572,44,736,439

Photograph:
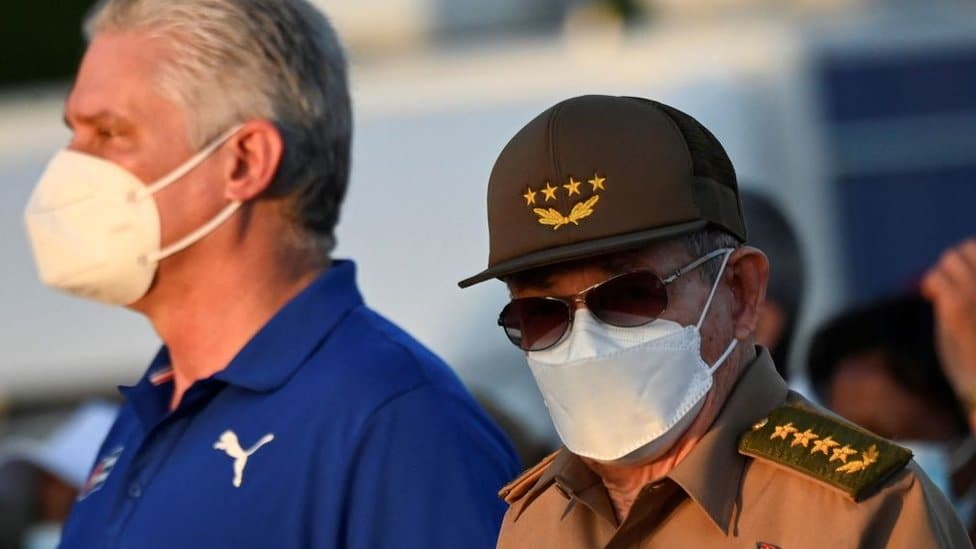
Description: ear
223,120,284,201
726,246,769,341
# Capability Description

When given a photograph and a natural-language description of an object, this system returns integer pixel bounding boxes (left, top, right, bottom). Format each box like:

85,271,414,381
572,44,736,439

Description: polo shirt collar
119,351,175,429
124,260,363,399
667,346,788,534
211,260,363,392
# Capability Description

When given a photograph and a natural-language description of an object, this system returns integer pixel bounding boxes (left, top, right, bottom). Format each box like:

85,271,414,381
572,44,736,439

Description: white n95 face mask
24,125,243,306
527,249,738,463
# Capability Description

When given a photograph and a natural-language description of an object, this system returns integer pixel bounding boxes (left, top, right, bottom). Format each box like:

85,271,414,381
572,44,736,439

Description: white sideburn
527,248,738,463
24,125,244,306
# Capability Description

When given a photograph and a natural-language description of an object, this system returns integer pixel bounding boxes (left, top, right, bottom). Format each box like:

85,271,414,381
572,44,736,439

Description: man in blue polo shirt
21,0,519,547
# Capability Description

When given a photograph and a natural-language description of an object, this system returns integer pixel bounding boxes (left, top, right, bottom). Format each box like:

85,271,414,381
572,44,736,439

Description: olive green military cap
459,95,747,288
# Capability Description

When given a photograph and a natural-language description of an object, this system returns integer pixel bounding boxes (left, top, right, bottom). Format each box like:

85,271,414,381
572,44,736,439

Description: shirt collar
119,350,175,429
666,346,788,534
513,447,615,523
518,347,788,532
211,259,363,392
124,260,363,398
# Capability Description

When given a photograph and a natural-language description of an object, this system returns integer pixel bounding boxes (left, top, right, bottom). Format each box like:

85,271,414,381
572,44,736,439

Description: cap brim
458,219,708,288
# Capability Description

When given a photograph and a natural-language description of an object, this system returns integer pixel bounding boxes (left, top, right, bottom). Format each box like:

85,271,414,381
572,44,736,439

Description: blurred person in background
808,294,976,541
925,236,976,538
924,238,976,433
0,401,117,549
21,0,518,547
741,189,806,380
459,94,968,547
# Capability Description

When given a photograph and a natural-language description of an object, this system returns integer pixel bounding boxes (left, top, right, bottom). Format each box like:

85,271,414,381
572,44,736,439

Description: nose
66,133,97,156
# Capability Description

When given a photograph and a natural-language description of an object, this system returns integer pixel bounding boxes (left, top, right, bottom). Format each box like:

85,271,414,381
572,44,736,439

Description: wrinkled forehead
505,239,694,293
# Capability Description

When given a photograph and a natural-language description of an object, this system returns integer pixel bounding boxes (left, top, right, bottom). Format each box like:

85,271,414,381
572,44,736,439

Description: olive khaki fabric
497,349,971,548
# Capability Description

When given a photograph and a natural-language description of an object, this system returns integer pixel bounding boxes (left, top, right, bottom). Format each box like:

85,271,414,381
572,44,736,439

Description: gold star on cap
525,173,607,230
563,178,581,197
588,173,606,191
541,182,558,202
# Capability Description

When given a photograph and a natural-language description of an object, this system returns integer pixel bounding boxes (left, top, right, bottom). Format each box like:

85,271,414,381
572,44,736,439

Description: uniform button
128,481,142,498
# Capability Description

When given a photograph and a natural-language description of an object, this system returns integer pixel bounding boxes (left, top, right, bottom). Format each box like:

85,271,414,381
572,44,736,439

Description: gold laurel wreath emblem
533,195,600,230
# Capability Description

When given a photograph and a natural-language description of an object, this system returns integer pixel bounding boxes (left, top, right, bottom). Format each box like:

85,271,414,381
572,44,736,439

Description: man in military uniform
459,95,970,547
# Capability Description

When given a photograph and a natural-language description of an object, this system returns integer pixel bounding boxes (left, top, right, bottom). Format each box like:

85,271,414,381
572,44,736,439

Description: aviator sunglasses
498,248,733,351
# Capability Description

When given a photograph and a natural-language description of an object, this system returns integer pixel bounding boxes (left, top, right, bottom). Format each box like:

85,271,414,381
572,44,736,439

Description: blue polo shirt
60,260,520,548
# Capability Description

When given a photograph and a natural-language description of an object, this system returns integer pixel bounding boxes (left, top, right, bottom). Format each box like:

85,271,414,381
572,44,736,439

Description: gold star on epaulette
836,445,880,474
523,187,537,205
739,404,912,501
829,445,858,463
811,436,840,456
770,422,798,440
791,429,819,448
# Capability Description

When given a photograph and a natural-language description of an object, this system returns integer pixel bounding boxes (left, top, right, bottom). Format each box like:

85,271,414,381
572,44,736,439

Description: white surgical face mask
527,249,738,463
24,125,243,305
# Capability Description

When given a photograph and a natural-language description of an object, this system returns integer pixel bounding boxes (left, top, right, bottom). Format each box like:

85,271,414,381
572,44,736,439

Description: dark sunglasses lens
499,298,571,351
586,272,667,327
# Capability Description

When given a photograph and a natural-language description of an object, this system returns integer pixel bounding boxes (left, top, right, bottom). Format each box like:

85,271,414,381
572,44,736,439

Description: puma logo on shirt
213,430,275,488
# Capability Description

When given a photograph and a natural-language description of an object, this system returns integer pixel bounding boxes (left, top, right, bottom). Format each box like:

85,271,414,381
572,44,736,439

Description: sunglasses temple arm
662,247,734,285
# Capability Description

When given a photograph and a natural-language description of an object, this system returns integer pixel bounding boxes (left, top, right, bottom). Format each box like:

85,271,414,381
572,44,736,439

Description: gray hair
678,229,742,283
84,0,352,254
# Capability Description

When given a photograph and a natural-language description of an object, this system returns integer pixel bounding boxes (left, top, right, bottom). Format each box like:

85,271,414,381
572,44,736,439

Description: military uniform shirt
60,260,521,549
498,348,971,548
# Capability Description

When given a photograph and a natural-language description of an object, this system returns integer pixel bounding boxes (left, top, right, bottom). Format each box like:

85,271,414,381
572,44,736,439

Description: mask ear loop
145,201,242,264
708,339,739,374
693,249,739,374
696,248,734,331
131,125,244,202
132,124,245,264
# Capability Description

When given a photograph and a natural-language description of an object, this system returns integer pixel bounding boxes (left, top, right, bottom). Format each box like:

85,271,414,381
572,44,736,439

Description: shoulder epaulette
739,403,912,501
498,449,560,505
